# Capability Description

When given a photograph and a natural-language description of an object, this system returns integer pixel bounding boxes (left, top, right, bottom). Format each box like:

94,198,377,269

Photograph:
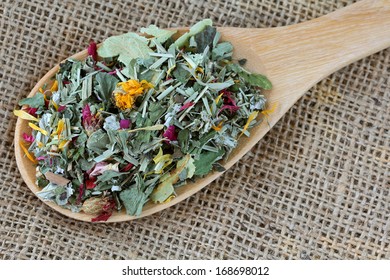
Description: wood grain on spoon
14,0,390,222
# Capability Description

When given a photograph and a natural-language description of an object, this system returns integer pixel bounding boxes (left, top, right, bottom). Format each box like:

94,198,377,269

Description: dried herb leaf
194,25,217,53
194,149,224,176
98,33,153,65
140,25,177,44
18,93,45,108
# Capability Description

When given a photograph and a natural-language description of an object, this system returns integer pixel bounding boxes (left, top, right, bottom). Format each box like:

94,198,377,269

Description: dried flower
113,80,153,110
81,196,111,215
82,104,101,135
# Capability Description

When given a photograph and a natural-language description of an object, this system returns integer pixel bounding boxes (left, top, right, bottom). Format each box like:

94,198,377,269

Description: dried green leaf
95,72,119,102
119,186,147,216
97,33,153,65
240,72,273,90
140,25,176,44
194,25,217,53
174,19,212,48
18,93,45,108
194,149,224,176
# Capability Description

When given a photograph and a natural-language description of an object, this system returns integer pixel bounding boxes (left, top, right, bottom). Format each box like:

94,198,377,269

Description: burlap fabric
0,0,389,260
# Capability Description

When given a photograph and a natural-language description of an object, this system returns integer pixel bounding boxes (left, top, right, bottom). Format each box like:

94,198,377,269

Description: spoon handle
248,0,390,94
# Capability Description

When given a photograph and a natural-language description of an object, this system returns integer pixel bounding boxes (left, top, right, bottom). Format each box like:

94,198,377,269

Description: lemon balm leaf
174,19,212,48
97,33,153,65
18,93,45,108
140,25,176,44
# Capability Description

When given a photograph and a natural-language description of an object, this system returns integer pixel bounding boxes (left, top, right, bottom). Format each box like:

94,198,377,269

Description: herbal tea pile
15,20,272,221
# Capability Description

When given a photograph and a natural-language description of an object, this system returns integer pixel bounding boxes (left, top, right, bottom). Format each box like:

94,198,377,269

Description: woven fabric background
1,0,389,260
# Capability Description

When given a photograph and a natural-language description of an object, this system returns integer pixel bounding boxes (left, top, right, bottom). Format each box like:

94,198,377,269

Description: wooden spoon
14,0,390,222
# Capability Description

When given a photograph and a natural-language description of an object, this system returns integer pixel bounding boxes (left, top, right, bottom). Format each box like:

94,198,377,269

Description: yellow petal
29,122,48,136
58,140,69,150
239,111,259,138
19,141,37,164
13,110,39,122
37,141,44,148
56,119,65,136
153,148,163,163
153,147,173,173
212,121,223,131
163,195,175,203
50,80,58,92
52,100,59,110
261,102,278,117
215,93,223,104
38,87,44,94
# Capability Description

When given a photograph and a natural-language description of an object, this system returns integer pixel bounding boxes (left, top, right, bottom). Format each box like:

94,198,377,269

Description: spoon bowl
15,0,390,222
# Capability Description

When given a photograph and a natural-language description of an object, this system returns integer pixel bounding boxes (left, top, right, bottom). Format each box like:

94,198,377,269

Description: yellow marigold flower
114,79,153,110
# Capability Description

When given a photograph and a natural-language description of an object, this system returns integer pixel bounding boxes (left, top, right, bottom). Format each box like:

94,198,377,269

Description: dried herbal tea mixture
15,20,272,221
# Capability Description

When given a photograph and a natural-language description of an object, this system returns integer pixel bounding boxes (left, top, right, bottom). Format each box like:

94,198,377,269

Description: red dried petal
77,183,85,205
88,40,98,61
218,104,240,115
58,105,66,112
220,89,237,106
119,119,131,129
179,102,194,112
91,199,115,222
85,177,97,189
22,132,35,143
26,107,38,117
163,125,178,142
82,104,92,121
120,163,134,172
91,212,112,222
82,104,101,134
